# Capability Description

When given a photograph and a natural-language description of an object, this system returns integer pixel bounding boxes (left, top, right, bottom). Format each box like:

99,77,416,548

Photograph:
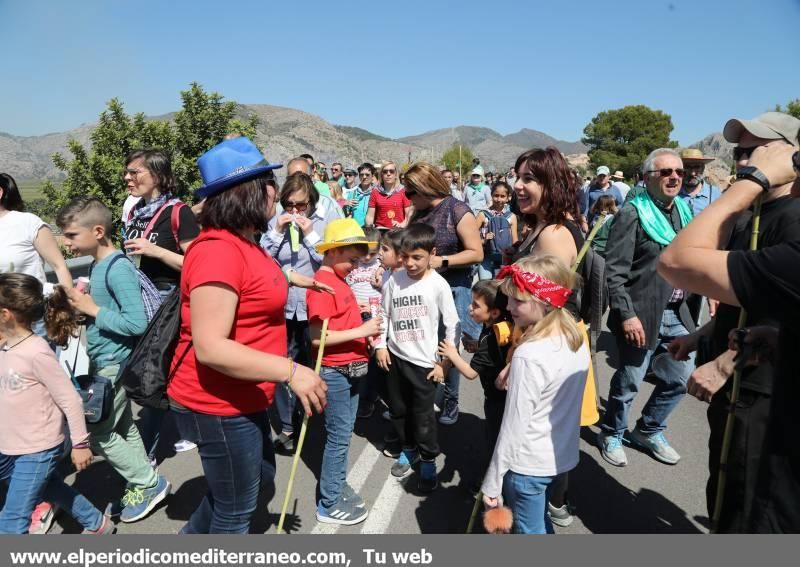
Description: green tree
440,144,475,180
774,98,800,120
42,82,258,235
582,105,678,178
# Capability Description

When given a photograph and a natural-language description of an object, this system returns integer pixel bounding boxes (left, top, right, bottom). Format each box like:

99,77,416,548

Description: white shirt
122,195,142,223
0,211,49,284
612,181,631,200
482,336,589,498
381,269,459,369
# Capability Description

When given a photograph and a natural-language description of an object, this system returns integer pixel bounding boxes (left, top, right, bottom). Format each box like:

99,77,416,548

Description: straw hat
315,219,378,253
680,148,715,164
611,170,625,180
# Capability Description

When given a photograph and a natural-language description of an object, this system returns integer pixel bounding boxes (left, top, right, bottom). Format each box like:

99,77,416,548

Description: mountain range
0,103,589,181
0,102,735,185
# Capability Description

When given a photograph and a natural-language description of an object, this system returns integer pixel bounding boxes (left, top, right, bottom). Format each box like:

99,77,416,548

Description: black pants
386,354,439,461
706,387,771,533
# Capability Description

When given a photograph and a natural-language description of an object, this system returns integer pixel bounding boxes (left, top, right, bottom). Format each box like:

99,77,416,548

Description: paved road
55,326,710,534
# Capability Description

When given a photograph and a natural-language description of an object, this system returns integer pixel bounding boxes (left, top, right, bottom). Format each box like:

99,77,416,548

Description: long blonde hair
499,255,582,352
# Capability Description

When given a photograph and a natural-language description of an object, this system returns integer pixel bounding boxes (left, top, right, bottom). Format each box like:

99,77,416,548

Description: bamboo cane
277,318,329,534
466,490,483,533
710,194,763,533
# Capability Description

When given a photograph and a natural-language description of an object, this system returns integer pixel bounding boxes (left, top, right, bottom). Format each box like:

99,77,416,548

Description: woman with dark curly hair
509,147,598,529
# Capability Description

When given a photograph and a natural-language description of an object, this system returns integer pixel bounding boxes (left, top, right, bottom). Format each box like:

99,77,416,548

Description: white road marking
360,472,406,534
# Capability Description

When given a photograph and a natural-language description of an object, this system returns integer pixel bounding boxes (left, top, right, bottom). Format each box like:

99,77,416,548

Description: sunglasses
283,200,309,212
359,172,371,177
733,146,760,161
383,170,396,175
647,168,685,178
793,150,800,173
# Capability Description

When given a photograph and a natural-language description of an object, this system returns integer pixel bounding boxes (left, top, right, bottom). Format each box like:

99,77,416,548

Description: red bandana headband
496,264,572,309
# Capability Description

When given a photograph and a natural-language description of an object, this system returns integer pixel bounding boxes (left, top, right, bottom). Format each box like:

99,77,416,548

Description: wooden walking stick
466,490,482,533
710,195,763,534
277,318,329,534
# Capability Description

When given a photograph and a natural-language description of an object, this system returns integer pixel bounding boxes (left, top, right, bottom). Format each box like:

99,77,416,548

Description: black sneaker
418,460,438,493
274,432,295,453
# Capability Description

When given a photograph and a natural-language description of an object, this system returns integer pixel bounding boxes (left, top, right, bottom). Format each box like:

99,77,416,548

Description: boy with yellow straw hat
306,219,383,525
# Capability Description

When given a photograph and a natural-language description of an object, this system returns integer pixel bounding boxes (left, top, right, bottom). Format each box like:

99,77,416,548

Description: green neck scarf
628,190,693,246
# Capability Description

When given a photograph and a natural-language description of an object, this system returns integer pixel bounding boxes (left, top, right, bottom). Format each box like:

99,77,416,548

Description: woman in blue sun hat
166,137,329,534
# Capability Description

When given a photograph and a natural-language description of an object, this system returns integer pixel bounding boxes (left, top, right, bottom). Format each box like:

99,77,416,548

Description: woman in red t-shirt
365,161,413,229
166,137,328,534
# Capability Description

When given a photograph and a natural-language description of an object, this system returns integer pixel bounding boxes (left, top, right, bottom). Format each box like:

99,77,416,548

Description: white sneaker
174,440,197,453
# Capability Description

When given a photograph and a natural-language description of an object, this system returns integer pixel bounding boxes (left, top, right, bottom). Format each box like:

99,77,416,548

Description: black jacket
605,199,695,349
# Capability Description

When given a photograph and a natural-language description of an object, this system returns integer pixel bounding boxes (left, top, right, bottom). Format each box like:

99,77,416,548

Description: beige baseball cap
723,111,800,144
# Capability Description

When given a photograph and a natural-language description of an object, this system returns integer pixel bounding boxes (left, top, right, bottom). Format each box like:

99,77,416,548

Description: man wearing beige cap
662,111,800,531
580,165,624,227
678,149,722,216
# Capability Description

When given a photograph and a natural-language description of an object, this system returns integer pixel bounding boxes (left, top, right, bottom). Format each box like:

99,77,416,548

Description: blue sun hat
195,137,283,199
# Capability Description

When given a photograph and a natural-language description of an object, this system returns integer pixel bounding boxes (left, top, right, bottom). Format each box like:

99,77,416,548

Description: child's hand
71,447,93,472
494,363,510,391
361,316,383,338
358,302,370,315
426,364,445,383
485,232,494,241
292,274,335,294
437,340,458,361
371,267,385,289
66,287,99,318
375,348,391,371
483,494,498,509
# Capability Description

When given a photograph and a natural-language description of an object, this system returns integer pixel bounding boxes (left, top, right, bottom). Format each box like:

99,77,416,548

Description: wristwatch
441,256,449,269
735,166,771,192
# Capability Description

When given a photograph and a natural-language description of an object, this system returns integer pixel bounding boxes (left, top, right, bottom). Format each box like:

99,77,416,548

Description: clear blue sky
2,0,798,146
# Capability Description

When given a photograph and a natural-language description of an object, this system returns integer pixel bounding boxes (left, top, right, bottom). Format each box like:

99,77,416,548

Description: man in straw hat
660,111,800,532
610,170,631,200
306,219,382,525
678,148,722,217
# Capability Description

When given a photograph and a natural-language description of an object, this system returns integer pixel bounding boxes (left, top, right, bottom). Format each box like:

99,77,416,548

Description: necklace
3,332,35,350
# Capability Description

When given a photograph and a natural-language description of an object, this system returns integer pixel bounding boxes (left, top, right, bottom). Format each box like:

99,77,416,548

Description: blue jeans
319,367,360,508
172,408,276,534
502,471,554,534
477,256,501,280
601,308,695,437
272,317,311,435
441,285,480,406
0,446,103,534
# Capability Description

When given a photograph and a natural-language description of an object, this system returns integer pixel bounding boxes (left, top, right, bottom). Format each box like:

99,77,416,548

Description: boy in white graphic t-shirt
375,224,459,493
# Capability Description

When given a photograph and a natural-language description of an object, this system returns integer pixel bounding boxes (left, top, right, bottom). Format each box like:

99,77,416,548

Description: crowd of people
0,109,799,535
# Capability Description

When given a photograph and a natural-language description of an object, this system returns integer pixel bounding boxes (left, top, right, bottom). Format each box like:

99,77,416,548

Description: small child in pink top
0,273,113,534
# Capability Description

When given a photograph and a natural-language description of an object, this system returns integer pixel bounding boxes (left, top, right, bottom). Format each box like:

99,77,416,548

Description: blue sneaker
391,449,419,479
120,474,171,523
597,431,628,467
629,429,680,465
316,499,368,525
418,460,438,493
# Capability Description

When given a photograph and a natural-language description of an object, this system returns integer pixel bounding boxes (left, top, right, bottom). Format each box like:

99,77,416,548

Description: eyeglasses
793,151,800,173
332,168,342,172
345,172,356,177
733,146,760,161
383,169,396,175
359,172,371,177
647,168,685,178
283,200,309,212
123,168,147,177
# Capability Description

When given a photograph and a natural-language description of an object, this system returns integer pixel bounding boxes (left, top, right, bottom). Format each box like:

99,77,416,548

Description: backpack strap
170,202,186,247
102,253,129,309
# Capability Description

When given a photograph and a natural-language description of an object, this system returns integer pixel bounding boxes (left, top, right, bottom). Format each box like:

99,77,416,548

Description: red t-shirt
368,189,411,228
167,228,289,416
306,269,369,366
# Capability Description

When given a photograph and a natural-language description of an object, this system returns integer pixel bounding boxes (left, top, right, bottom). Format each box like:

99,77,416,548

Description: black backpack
119,288,192,410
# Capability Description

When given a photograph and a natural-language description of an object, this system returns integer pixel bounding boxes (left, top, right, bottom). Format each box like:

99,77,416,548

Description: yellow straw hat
315,219,378,254
680,148,716,164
